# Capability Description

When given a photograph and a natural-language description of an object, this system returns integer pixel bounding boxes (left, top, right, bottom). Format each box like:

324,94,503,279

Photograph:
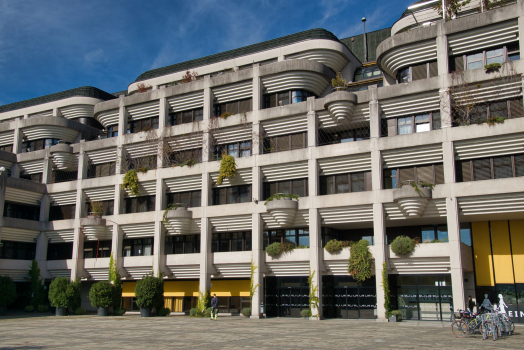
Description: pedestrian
449,297,453,321
468,296,475,313
210,293,219,320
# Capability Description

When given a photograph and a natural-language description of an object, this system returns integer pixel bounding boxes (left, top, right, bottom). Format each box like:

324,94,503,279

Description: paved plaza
0,313,522,349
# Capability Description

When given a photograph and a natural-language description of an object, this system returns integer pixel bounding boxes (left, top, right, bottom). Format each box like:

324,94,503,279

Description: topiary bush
114,307,126,316
74,307,86,315
390,236,417,255
266,242,282,256
190,308,198,317
135,275,163,310
0,276,17,308
300,309,312,318
88,281,113,308
241,307,251,317
25,305,34,312
325,239,343,253
49,277,71,309
157,307,171,317
348,239,373,282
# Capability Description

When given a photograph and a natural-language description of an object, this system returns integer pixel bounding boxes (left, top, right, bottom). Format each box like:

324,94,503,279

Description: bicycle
451,310,483,338
500,313,515,335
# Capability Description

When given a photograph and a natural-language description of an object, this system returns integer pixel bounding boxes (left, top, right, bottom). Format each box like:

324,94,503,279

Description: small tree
135,275,163,310
108,253,122,309
28,261,45,308
66,279,82,310
0,276,17,308
89,281,113,308
331,72,346,88
216,154,237,185
48,277,71,309
308,269,320,319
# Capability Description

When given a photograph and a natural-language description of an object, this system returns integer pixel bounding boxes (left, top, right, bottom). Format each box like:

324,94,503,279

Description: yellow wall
122,282,137,297
164,280,199,297
210,279,250,297
510,220,524,283
490,221,515,284
472,222,495,286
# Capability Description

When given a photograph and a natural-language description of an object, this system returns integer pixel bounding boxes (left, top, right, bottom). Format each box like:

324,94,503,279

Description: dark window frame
213,140,252,160
3,202,40,221
83,240,112,259
165,235,200,254
169,107,204,126
263,228,309,249
47,242,73,261
214,98,253,117
263,178,309,200
383,164,445,189
211,231,252,252
262,90,314,109
49,204,76,221
124,195,156,214
0,240,36,260
122,238,154,257
126,116,159,134
456,154,524,182
166,190,201,208
319,171,372,195
211,185,252,205
262,131,307,154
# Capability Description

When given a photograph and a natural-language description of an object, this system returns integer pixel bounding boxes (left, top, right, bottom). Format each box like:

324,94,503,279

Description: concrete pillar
70,227,85,281
117,96,128,143
202,131,212,163
252,166,262,209
447,197,465,311
250,212,264,318
111,224,124,275
13,127,22,155
440,88,452,128
203,76,213,120
153,221,165,277
35,232,48,262
371,150,383,191
42,157,53,184
373,203,387,321
114,185,124,216
159,95,168,130
442,141,456,184
307,110,317,148
115,146,125,176
436,34,449,76
10,163,20,178
252,64,261,111
77,151,87,180
252,123,262,156
39,194,51,222
309,208,323,320
0,174,6,220
199,218,212,295
369,100,381,139
75,188,86,220
518,5,524,60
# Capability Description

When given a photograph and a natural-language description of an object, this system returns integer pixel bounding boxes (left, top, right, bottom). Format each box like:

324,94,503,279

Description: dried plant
181,70,198,84
137,82,152,93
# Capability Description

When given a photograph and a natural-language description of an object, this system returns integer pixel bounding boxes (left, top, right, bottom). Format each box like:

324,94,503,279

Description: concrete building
1,1,523,322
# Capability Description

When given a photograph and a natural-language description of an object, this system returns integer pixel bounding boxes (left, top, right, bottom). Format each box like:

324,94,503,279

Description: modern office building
1,1,523,322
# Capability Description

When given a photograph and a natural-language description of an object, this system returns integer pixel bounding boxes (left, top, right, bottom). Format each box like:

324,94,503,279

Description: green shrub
217,154,237,185
88,281,113,308
74,307,86,315
0,276,17,307
157,307,171,317
114,307,126,316
388,310,402,320
241,307,251,317
281,242,295,252
121,169,140,196
190,308,198,317
325,239,343,253
348,239,373,282
25,305,34,312
28,261,45,308
264,193,299,205
484,63,501,72
390,236,416,255
204,307,213,317
67,279,82,310
219,112,234,119
37,305,47,313
135,275,163,309
49,277,71,308
266,242,282,256
300,309,312,317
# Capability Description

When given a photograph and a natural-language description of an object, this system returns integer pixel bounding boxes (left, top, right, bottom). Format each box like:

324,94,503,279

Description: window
166,191,201,208
84,240,112,259
0,241,36,260
354,66,383,82
387,225,448,244
453,98,523,126
486,48,503,65
84,200,114,216
47,242,73,260
263,179,308,199
318,128,370,146
122,238,153,257
22,139,60,153
126,117,159,134
214,99,252,117
263,90,314,109
263,132,307,153
106,124,118,138
466,52,483,70
20,173,42,183
212,185,251,205
211,232,251,252
390,111,440,136
507,42,520,61
87,162,116,178
124,195,156,213
49,205,76,220
321,227,374,246
398,67,410,83
319,172,371,195
213,141,251,160
165,235,200,254
263,228,309,248
169,108,203,126
3,202,40,221
415,114,430,132
397,117,412,135
454,44,519,72
383,164,444,189
456,154,524,182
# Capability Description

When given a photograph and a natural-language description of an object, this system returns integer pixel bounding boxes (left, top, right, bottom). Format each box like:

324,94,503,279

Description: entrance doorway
265,277,309,317
322,276,377,319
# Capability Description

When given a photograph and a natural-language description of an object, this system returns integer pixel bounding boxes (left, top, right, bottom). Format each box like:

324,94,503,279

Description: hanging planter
393,181,433,218
163,204,192,234
265,194,299,227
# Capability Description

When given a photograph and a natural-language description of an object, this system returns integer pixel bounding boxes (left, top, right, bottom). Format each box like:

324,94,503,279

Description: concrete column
35,232,48,262
199,217,212,295
307,110,317,148
203,76,213,120
0,174,6,220
518,6,524,60
436,34,449,76
308,156,319,199
309,208,323,320
201,172,210,208
371,150,382,191
252,166,262,205
13,127,22,155
447,197,465,311
111,224,124,275
113,185,124,216
442,141,456,184
10,163,20,178
117,96,128,144
252,123,262,156
373,203,387,321
202,131,212,163
75,188,86,219
252,64,261,111
42,157,53,184
39,194,51,222
440,89,452,128
77,151,87,180
115,146,125,176
70,227,85,281
159,95,168,130
153,221,165,277
369,100,381,139
250,212,264,318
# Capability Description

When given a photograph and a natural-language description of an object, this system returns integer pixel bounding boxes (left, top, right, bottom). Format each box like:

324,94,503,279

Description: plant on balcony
295,245,308,249
264,193,299,205
348,239,373,282
382,262,391,319
89,201,104,216
281,242,296,252
121,169,140,196
398,181,434,197
89,281,113,314
391,235,419,255
486,116,506,126
49,277,72,314
331,72,346,89
308,269,320,319
136,82,152,93
181,70,198,84
136,167,149,173
430,238,449,243
433,0,471,21
250,259,260,312
180,158,197,167
162,203,182,223
216,154,237,185
219,112,234,119
485,63,501,73
325,239,343,253
28,261,45,309
0,276,16,313
265,242,283,256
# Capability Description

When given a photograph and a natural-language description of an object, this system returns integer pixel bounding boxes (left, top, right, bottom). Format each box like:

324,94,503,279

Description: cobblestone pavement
0,314,522,349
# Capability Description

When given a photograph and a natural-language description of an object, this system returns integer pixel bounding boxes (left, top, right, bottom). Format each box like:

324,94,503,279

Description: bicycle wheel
508,319,515,335
451,320,469,338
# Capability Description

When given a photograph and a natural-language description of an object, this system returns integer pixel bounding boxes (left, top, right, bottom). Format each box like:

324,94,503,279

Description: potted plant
89,281,113,316
331,72,347,92
48,277,71,316
241,307,251,317
135,275,163,317
390,236,419,255
300,309,312,319
0,276,17,315
265,193,299,226
388,310,402,322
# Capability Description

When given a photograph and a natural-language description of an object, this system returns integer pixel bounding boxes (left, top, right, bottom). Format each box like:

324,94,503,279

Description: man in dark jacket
211,294,219,320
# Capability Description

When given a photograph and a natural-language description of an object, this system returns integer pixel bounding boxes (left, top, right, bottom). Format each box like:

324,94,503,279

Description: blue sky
0,0,413,106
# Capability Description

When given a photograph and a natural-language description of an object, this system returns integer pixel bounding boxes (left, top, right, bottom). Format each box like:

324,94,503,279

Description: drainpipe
362,17,367,63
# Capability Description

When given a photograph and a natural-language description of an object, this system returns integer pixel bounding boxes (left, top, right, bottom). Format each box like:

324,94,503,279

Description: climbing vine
382,262,391,319
249,259,260,309
162,203,182,223
216,154,237,185
308,269,320,319
121,169,140,196
348,239,374,282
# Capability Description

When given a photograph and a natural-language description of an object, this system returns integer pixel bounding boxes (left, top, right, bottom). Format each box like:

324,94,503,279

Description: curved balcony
393,184,432,218
164,206,193,235
323,91,357,123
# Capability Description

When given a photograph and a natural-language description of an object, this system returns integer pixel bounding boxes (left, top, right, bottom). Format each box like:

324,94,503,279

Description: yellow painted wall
164,280,199,297
490,221,515,284
122,282,137,297
210,279,250,297
510,220,524,283
472,222,495,286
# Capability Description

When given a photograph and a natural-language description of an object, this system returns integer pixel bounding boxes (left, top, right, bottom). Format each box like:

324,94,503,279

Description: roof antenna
362,17,367,63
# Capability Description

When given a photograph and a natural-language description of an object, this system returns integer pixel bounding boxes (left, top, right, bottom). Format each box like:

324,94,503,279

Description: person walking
468,296,475,313
211,294,219,320
449,297,453,321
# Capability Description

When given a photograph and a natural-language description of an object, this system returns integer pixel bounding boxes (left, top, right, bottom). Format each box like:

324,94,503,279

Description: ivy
308,269,320,319
249,259,260,310
121,169,140,197
217,154,237,185
162,203,182,223
382,262,391,319
264,193,299,205
348,239,373,282
196,289,211,317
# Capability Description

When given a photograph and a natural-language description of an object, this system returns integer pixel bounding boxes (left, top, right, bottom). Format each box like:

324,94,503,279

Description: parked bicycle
451,310,483,338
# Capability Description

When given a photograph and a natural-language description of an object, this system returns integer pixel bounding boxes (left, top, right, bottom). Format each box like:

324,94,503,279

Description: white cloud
84,48,106,64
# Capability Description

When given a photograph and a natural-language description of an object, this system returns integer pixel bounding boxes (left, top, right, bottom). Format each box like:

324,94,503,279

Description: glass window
278,92,289,106
417,165,434,184
320,176,333,195
473,159,491,181
384,169,397,189
291,91,304,104
292,179,305,197
228,143,239,158
335,174,349,194
231,232,243,252
432,112,441,130
279,181,290,194
515,155,524,177
421,227,436,243
415,114,430,132
490,101,508,120
191,191,201,207
486,48,503,65
220,233,230,252
351,173,365,193
398,117,412,135
398,167,416,185
437,226,448,242
239,185,251,203
240,141,251,157
227,186,238,204
399,68,410,83
298,229,309,247
493,156,512,179
194,109,203,121
285,230,296,245
466,52,483,70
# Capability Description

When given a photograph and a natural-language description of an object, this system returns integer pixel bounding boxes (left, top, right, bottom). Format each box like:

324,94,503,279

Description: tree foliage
216,154,237,185
348,239,374,282
135,275,163,309
48,277,72,308
28,260,45,308
249,259,260,309
382,262,391,319
433,0,471,21
66,279,82,310
308,269,320,319
121,169,140,196
89,281,113,308
390,235,417,255
0,276,17,307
